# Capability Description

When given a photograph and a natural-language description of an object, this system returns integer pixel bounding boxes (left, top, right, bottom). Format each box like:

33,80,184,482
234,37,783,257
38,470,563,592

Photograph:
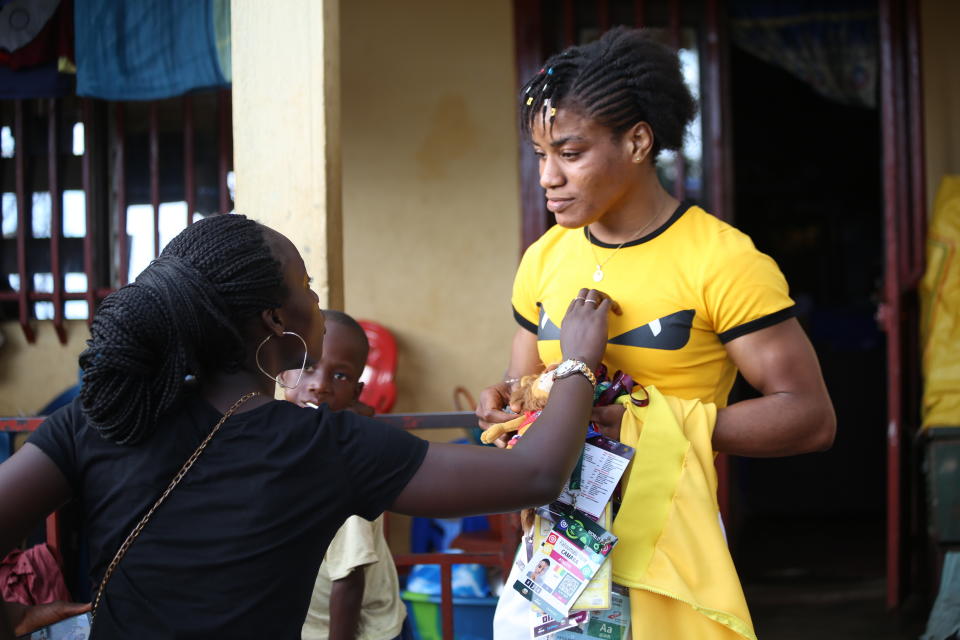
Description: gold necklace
586,206,667,282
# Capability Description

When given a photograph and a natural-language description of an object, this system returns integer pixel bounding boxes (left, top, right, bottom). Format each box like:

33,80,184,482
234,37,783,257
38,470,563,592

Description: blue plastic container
401,590,497,640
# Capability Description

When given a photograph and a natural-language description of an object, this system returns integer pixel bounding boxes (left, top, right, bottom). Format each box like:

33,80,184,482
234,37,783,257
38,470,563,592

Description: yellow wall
0,321,88,415
232,0,344,309
340,0,521,413
922,0,960,208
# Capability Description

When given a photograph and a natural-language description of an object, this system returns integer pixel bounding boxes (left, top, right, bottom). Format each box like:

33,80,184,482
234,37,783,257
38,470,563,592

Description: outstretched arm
713,318,835,456
0,443,75,639
393,290,613,517
0,444,72,568
477,296,621,433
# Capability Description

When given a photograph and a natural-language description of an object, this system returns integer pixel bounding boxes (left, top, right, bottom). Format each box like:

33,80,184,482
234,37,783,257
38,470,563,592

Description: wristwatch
552,359,597,387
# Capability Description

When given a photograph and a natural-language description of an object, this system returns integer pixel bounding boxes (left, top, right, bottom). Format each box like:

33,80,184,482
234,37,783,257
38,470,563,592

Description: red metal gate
878,0,926,610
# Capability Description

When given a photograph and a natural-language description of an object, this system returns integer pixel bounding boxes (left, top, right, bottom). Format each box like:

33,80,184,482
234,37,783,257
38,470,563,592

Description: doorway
727,43,922,637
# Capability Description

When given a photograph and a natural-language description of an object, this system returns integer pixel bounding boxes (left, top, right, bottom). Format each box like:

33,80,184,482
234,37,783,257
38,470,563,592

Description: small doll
480,365,646,448
479,370,554,448
481,366,646,534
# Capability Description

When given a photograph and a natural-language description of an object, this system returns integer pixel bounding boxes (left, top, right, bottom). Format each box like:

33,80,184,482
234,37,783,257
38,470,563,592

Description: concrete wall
922,0,960,207
0,322,88,415
340,0,521,412
232,0,343,309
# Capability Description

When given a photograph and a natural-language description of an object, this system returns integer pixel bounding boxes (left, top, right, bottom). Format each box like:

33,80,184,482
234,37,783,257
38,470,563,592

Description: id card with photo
512,508,617,622
535,502,614,611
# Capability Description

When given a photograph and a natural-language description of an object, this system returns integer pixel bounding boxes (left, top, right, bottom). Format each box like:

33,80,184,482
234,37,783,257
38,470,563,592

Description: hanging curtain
730,0,878,108
74,0,230,100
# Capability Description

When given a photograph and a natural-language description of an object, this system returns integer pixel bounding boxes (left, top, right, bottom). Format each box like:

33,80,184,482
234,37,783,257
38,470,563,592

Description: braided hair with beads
519,26,696,160
79,214,287,445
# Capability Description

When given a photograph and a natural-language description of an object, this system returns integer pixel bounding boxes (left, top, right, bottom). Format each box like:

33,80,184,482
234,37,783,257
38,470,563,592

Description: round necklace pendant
593,268,604,282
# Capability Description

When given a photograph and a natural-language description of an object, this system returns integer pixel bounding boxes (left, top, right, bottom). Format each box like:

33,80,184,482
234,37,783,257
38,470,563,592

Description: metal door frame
879,0,926,609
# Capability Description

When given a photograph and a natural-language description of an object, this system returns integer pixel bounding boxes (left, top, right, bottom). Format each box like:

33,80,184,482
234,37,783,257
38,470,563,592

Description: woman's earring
255,331,309,389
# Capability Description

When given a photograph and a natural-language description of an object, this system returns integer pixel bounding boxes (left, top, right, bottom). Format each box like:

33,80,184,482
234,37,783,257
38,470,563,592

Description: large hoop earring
256,331,309,389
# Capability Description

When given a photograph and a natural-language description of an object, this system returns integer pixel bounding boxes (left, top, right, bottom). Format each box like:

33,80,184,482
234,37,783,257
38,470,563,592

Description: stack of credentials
512,507,616,630
515,432,635,638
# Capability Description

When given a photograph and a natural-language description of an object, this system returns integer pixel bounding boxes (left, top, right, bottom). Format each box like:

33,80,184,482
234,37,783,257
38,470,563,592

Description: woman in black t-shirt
0,214,613,639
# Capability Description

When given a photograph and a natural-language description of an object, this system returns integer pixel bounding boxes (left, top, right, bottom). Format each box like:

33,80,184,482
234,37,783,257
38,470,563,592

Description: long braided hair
79,214,286,445
519,27,696,159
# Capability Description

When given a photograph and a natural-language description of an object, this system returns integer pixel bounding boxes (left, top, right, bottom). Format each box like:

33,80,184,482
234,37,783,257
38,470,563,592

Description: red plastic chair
357,320,398,414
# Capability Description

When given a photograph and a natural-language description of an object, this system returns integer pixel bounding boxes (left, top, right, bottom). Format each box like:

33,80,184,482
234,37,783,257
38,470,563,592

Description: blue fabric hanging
74,0,228,100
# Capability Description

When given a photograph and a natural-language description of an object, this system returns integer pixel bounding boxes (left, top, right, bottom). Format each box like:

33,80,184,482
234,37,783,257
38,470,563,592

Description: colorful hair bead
526,97,533,105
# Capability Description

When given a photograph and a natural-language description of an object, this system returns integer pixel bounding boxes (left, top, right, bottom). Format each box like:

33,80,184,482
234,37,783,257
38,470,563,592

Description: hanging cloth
610,387,756,640
921,176,960,429
1,544,72,606
74,0,228,100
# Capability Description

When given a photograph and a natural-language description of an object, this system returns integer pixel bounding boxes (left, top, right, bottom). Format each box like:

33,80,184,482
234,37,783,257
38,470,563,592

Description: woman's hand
559,289,614,370
395,289,620,517
3,600,91,636
590,404,626,440
475,382,518,448
476,289,618,445
565,289,625,440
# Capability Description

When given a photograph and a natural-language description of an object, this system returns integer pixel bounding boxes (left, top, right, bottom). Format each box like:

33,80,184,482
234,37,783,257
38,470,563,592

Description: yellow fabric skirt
611,388,756,640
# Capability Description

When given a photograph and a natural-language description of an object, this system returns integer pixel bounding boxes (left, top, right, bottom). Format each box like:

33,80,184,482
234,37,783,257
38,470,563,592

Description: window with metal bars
0,90,233,344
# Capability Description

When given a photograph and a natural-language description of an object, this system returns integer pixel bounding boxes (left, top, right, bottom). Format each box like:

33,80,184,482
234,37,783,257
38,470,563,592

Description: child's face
282,322,366,411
